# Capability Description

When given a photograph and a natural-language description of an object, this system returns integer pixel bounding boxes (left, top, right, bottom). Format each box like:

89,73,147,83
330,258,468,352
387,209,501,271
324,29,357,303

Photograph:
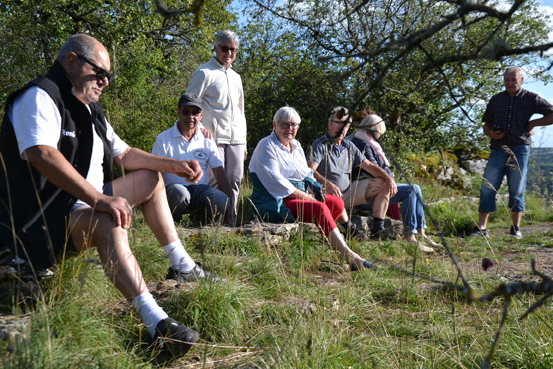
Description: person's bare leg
477,212,490,229
512,212,522,228
112,170,178,246
419,228,441,247
69,209,147,302
328,228,364,269
364,178,388,219
404,234,416,242
336,209,348,224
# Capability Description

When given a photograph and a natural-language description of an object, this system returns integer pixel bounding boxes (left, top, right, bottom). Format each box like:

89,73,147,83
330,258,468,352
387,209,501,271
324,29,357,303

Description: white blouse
249,131,314,200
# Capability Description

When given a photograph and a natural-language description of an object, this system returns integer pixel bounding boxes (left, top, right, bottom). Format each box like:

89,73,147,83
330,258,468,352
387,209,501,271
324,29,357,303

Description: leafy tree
242,0,553,154
0,0,236,150
235,10,350,153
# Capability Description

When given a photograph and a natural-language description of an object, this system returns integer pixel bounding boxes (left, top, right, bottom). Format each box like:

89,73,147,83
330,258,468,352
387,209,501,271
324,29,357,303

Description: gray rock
437,166,455,181
177,221,318,248
457,174,473,190
461,159,487,175
0,314,30,342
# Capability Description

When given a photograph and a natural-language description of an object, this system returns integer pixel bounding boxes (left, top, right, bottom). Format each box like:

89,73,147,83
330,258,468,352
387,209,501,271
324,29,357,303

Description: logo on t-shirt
193,150,208,160
62,129,76,138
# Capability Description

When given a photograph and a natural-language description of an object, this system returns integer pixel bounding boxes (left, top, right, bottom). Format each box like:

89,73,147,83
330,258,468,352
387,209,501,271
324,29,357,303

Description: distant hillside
529,148,553,195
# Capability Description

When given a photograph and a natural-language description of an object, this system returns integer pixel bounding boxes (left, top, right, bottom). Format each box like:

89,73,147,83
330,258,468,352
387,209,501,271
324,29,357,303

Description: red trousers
283,195,344,236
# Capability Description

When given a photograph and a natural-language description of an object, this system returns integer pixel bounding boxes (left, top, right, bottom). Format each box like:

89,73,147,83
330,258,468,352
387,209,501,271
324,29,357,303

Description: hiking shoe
153,317,199,356
510,226,522,239
337,223,368,241
166,263,226,283
369,227,396,241
351,260,378,271
467,226,489,238
350,226,369,241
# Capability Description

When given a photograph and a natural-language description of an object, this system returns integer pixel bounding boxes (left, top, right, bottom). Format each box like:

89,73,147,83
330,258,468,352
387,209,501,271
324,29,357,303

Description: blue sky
527,0,553,148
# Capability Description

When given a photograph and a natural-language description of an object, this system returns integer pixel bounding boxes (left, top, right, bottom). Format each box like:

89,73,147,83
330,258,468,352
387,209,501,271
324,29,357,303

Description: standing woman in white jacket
186,30,246,223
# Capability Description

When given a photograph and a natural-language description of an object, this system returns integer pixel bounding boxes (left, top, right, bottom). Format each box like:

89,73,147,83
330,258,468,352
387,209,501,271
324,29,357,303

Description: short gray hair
56,34,98,62
504,66,523,78
359,114,386,137
214,30,239,49
273,106,301,124
328,106,351,124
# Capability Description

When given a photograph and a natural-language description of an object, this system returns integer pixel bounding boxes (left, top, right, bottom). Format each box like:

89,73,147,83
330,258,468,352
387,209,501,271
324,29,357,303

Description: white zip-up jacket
186,56,247,145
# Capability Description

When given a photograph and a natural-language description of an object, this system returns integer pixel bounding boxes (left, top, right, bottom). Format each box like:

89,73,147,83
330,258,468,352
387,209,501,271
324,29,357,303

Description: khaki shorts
342,178,375,209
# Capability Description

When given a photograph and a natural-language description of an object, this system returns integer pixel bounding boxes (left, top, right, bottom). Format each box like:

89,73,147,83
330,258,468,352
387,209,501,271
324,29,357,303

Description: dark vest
0,61,113,268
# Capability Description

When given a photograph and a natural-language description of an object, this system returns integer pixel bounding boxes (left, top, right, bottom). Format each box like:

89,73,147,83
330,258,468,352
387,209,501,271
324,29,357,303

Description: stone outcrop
461,159,487,175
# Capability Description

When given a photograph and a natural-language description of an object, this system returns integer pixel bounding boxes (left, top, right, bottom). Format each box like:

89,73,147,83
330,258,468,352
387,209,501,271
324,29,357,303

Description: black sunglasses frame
77,55,113,83
219,45,238,54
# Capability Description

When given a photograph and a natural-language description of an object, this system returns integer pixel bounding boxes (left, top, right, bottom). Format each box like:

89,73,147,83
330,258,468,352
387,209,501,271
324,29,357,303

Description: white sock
163,239,195,272
132,292,169,338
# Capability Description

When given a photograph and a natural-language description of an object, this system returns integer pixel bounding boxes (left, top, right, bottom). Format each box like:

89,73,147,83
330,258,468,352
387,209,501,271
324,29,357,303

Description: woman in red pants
249,107,377,271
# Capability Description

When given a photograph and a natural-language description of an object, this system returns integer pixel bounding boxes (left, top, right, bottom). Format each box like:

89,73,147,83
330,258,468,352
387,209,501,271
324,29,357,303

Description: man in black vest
0,34,214,356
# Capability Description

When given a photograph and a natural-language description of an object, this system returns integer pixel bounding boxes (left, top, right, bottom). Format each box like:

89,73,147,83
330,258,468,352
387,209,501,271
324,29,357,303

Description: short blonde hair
359,114,386,137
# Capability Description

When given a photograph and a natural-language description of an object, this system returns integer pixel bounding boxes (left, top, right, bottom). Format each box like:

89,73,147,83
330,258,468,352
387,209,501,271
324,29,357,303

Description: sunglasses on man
219,45,238,54
77,55,114,83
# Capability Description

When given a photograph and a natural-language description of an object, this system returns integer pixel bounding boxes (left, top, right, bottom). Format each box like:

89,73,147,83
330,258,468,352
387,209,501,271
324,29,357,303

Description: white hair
214,30,239,48
504,66,523,78
359,114,386,137
273,106,301,124
56,34,98,62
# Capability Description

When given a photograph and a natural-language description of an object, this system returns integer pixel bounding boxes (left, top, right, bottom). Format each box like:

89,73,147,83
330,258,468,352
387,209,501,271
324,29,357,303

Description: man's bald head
56,34,101,63
56,34,111,105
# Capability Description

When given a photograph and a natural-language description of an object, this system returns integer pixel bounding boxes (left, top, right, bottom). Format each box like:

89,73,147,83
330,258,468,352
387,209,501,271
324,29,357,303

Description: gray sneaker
510,226,522,239
166,263,226,283
467,226,489,238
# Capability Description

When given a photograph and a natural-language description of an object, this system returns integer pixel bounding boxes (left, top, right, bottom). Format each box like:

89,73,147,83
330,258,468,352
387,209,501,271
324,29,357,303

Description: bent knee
368,178,387,193
71,211,128,250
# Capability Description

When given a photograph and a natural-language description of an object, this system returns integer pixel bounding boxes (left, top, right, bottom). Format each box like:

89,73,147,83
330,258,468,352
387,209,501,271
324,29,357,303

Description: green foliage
235,11,349,154
4,189,553,368
0,0,236,151
239,0,553,158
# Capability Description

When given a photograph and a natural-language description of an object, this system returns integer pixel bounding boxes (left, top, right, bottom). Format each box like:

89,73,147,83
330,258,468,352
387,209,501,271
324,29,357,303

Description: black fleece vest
0,61,113,268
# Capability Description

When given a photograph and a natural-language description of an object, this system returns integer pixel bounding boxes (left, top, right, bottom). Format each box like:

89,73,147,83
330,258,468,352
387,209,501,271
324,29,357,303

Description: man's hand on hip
95,195,133,230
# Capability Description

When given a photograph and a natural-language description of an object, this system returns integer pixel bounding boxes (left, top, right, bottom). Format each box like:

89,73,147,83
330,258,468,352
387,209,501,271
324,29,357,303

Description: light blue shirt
249,131,314,200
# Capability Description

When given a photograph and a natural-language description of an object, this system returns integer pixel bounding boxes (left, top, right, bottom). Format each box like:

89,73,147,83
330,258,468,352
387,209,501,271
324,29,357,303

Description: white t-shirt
152,122,223,187
8,86,129,207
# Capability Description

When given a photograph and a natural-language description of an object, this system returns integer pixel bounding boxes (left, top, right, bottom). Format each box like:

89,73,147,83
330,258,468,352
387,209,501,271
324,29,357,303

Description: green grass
2,185,553,368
